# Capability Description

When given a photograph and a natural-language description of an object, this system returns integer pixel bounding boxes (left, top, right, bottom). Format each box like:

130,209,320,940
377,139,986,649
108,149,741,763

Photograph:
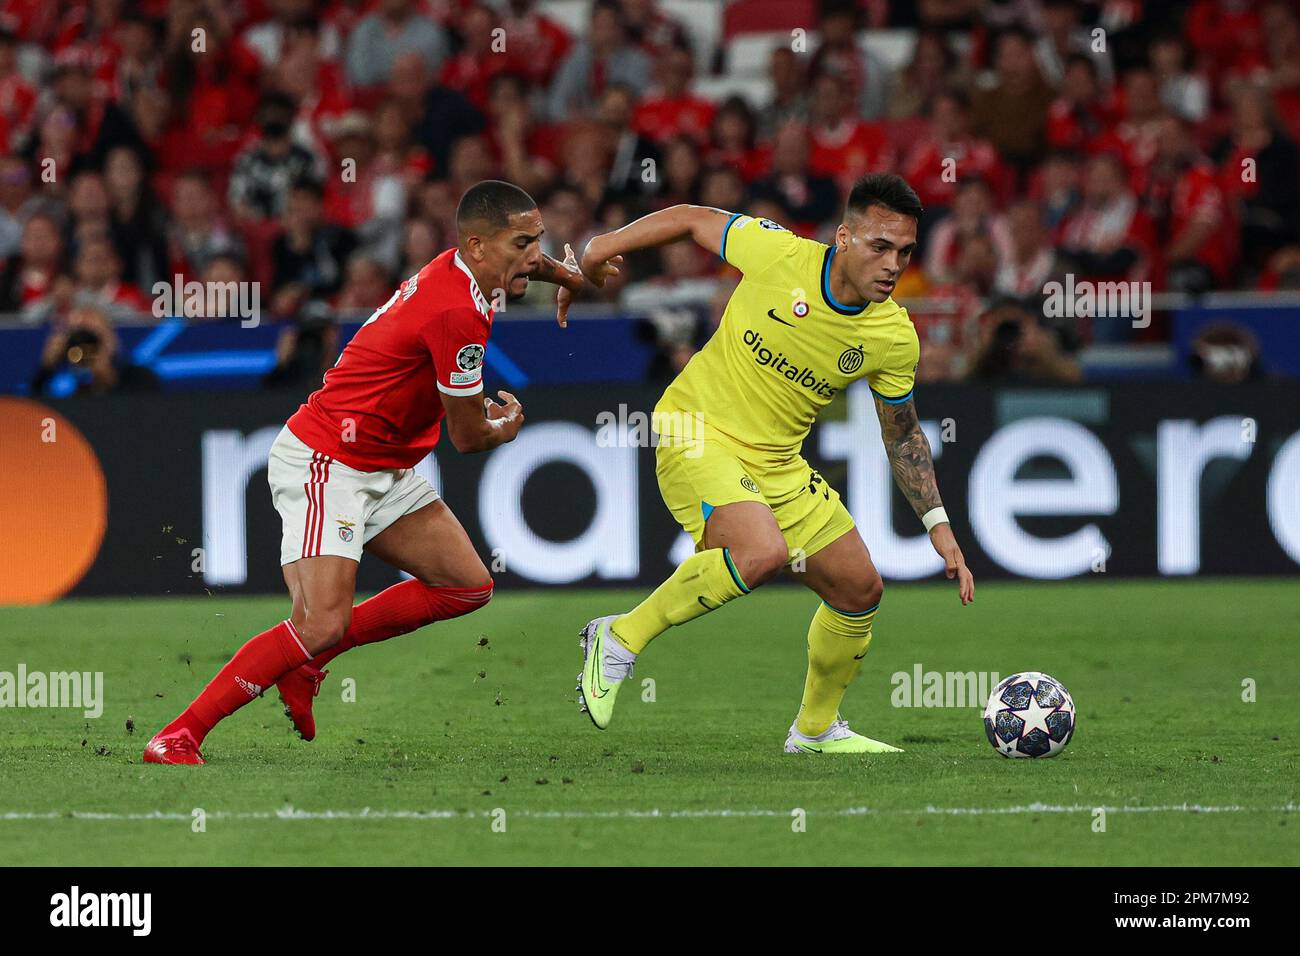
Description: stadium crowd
0,0,1295,391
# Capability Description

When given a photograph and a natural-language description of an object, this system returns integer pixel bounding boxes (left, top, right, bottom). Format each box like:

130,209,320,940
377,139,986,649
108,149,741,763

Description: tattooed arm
581,205,734,284
530,249,585,292
875,394,975,605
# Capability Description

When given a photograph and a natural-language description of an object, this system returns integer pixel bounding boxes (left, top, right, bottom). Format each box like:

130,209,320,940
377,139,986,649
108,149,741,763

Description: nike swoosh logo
588,626,611,697
698,596,718,611
853,651,868,660
766,309,796,327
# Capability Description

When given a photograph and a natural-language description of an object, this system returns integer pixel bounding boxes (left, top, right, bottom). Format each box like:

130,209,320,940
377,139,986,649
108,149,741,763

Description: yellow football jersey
655,214,919,461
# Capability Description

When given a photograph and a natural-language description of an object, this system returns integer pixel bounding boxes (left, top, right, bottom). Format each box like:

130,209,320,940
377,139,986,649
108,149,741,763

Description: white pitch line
0,803,1295,822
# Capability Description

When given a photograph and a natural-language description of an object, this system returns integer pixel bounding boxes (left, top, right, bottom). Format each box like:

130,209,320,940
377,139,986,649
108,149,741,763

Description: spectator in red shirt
160,0,261,167
914,234,1001,382
1212,82,1300,270
0,211,66,312
1185,0,1265,83
633,44,715,145
0,29,37,152
491,69,562,166
1058,151,1156,286
807,72,892,193
996,200,1058,299
1098,67,1169,193
439,3,508,113
73,234,151,321
1146,116,1238,292
373,96,434,188
902,89,1006,213
808,1,890,119
501,0,573,87
924,176,1013,285
708,95,770,185
1047,55,1119,154
274,17,353,154
53,0,127,103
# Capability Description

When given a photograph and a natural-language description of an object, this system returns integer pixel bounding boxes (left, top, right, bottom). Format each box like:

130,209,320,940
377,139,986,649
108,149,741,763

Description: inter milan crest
838,345,865,375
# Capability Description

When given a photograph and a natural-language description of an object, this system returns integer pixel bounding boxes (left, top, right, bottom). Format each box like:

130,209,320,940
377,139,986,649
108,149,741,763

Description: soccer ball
982,672,1075,758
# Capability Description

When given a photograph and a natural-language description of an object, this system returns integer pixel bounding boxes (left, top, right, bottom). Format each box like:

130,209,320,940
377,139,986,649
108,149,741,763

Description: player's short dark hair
456,180,538,233
846,173,923,223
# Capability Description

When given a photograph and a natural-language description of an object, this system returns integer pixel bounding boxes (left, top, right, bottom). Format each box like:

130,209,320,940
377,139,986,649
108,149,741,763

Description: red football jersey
286,248,494,471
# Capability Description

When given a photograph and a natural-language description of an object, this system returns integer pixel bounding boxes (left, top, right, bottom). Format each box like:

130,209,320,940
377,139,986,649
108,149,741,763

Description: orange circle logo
0,398,107,604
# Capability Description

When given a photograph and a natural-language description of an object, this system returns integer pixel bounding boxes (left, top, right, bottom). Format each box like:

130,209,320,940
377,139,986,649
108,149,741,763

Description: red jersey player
144,180,609,764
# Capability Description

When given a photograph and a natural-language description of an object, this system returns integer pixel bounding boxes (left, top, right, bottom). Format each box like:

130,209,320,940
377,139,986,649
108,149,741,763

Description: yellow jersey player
574,173,975,753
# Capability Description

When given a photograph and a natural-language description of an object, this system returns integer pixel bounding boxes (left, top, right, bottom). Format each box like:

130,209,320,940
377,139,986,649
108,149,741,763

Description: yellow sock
795,601,878,737
612,547,750,653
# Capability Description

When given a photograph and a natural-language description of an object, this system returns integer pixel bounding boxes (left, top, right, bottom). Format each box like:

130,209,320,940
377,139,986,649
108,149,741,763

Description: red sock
164,620,311,743
309,579,493,668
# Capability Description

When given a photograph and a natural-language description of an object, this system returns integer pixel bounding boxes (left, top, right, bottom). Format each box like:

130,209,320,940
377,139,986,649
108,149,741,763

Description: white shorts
267,426,440,566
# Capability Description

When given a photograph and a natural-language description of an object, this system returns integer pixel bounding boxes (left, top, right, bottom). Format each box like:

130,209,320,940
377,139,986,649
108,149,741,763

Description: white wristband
922,507,949,532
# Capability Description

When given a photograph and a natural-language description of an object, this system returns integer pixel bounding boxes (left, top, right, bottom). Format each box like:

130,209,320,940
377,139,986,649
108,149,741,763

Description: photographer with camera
968,297,1083,384
30,302,158,396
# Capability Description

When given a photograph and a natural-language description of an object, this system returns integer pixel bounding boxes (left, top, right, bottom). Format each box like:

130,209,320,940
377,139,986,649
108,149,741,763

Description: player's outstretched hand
579,236,623,288
930,523,975,605
486,390,520,424
555,243,582,329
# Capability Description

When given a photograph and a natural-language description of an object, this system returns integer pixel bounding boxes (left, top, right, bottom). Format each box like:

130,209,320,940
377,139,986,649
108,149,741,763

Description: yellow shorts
654,437,855,564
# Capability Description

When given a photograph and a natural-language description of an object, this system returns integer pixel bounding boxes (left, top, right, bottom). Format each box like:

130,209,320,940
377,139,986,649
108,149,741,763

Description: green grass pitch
0,579,1296,866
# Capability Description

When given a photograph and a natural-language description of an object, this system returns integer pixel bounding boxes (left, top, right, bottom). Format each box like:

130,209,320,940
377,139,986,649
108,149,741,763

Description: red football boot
276,663,329,741
142,728,205,765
